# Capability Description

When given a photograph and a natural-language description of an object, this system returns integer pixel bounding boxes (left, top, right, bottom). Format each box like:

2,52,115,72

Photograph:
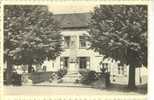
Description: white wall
42,29,103,71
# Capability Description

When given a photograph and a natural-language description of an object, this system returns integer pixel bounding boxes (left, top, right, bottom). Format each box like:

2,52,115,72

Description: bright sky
48,3,98,14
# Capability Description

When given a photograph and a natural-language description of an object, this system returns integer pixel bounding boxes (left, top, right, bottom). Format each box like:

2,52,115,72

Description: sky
48,3,98,14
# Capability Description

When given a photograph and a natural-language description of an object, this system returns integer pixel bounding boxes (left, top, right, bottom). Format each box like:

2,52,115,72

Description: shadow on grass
94,84,147,94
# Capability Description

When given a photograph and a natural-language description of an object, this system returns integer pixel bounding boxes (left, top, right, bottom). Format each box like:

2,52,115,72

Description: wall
42,29,103,71
22,72,53,84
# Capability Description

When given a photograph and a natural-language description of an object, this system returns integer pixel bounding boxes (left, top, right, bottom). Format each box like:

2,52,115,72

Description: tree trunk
128,64,136,90
6,60,13,85
28,64,32,73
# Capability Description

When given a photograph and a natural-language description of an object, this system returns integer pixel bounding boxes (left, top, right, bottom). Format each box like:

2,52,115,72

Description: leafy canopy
89,5,147,67
4,5,63,65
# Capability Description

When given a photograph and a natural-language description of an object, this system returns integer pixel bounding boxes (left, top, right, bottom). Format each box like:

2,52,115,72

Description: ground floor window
117,63,126,75
60,57,69,69
78,57,90,69
60,56,90,69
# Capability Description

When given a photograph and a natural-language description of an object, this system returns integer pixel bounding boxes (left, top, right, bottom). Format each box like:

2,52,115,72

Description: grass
93,83,147,94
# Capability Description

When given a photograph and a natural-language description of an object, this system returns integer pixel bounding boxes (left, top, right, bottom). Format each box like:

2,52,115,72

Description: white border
0,0,152,100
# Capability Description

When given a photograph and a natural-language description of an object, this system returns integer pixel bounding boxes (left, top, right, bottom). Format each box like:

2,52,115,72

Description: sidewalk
33,81,147,94
3,85,146,96
2,81,147,95
34,81,91,88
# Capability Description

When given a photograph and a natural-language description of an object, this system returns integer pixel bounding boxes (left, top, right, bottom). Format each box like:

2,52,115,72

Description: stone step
66,72,80,74
62,72,81,83
64,74,80,76
63,75,81,79
62,78,79,83
66,73,79,75
64,74,81,77
65,73,79,75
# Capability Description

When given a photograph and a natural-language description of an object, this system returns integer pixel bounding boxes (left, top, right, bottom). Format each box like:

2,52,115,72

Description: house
40,13,126,83
41,12,147,84
42,13,103,72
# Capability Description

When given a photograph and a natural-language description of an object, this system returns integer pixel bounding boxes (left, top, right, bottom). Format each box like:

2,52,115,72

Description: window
118,66,125,75
79,36,86,48
52,62,54,68
79,57,90,69
60,57,69,69
64,36,70,48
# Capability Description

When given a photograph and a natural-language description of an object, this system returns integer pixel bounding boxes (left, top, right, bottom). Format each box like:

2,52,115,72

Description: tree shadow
103,84,147,94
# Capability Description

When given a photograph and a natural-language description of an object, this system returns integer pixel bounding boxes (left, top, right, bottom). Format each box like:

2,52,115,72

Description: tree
89,5,147,89
4,5,62,84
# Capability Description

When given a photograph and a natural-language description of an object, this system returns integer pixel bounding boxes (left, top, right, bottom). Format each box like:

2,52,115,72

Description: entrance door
64,57,69,69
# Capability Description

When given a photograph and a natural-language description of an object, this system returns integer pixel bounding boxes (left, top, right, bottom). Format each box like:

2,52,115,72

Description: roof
53,13,91,29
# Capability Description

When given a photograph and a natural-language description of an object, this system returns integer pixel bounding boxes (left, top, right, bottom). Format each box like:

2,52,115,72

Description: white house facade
42,13,103,72
42,30,104,72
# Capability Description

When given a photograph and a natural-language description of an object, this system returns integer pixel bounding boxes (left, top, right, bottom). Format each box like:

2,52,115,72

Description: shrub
79,69,98,85
79,69,90,76
49,72,58,82
12,72,22,86
56,69,67,79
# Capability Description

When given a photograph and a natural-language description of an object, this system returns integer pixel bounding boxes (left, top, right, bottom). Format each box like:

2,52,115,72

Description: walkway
3,84,146,96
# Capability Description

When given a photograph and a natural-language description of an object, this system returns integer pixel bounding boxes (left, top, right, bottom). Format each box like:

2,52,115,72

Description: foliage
4,5,63,65
11,72,22,86
49,72,59,81
79,69,90,76
56,69,67,79
79,69,98,85
89,5,147,89
89,5,147,67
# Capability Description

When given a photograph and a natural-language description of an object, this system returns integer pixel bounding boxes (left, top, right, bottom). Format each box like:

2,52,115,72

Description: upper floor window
79,36,86,48
64,36,70,48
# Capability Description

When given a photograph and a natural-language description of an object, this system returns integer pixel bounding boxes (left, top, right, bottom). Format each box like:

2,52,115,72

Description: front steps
62,71,81,83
